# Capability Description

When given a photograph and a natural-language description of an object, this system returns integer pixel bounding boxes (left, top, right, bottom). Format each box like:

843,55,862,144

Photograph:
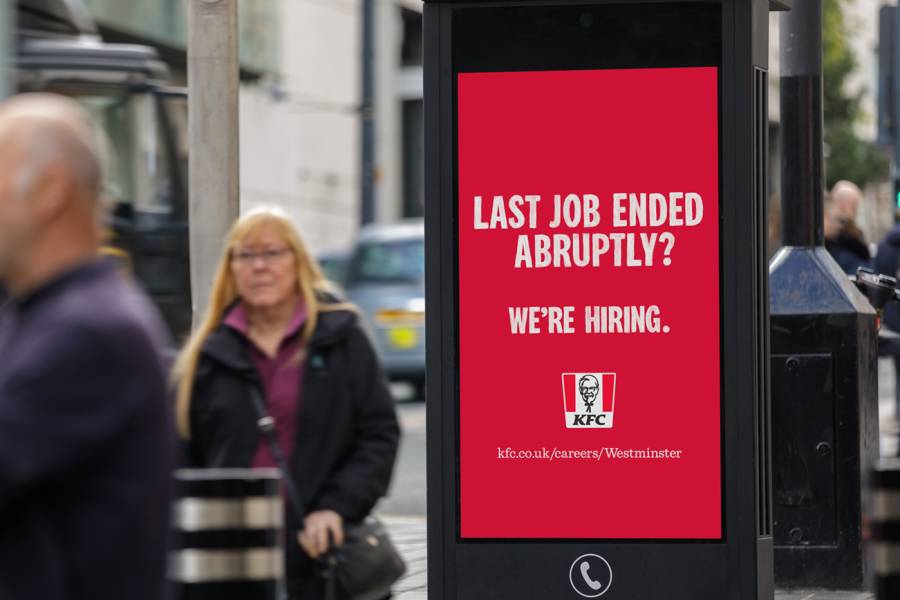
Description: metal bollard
870,459,900,599
170,468,285,600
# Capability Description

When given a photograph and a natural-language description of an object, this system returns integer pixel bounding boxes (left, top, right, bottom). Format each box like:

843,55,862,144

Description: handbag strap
247,382,343,586
245,381,308,524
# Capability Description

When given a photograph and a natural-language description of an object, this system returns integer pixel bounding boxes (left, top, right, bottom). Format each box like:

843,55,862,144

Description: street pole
893,6,900,216
0,0,13,100
360,0,376,225
188,0,240,325
780,0,823,247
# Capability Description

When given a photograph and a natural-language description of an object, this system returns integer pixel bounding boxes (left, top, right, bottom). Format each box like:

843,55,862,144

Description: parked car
317,249,351,292
344,220,425,399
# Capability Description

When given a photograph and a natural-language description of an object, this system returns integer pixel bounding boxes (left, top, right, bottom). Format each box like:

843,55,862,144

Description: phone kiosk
424,1,785,598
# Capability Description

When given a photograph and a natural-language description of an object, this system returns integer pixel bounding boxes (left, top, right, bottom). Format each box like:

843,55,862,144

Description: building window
401,8,422,67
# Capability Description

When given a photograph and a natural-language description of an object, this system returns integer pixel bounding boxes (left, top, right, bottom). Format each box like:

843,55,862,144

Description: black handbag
247,383,406,600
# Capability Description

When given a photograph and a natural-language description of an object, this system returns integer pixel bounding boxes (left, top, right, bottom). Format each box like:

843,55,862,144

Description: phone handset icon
569,553,612,597
580,561,603,591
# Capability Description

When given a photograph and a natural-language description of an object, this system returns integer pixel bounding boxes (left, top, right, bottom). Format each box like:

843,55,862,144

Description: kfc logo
562,372,616,429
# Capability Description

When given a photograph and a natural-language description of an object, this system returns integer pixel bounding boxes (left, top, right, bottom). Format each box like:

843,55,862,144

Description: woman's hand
297,510,344,559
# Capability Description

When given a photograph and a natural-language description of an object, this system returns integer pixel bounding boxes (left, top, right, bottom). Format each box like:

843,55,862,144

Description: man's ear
30,163,71,222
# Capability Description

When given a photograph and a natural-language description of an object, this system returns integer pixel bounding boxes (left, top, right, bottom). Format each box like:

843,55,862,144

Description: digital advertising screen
457,66,722,540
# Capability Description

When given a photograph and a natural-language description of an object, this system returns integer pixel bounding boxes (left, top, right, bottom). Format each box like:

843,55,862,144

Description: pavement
379,395,427,599
383,516,427,600
379,360,900,599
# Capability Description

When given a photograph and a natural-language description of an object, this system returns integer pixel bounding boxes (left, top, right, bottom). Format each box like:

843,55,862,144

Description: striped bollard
870,459,900,599
171,469,284,599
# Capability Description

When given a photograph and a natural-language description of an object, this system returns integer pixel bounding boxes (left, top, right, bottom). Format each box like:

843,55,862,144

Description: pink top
224,301,307,468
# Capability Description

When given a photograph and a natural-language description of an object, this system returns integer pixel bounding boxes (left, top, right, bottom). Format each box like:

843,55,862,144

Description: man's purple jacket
0,260,174,600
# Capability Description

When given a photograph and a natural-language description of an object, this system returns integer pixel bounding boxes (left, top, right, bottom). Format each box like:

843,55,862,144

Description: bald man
824,180,871,274
0,94,173,600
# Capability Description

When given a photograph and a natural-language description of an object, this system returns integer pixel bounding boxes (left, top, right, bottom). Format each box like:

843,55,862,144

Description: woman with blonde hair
173,208,400,600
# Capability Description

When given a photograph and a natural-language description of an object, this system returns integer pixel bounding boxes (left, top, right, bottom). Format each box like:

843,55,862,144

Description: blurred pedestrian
824,180,870,275
877,222,900,333
875,217,900,425
173,208,400,600
0,94,174,599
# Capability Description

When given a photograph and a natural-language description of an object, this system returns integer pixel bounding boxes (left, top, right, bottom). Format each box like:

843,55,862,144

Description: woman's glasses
231,247,293,267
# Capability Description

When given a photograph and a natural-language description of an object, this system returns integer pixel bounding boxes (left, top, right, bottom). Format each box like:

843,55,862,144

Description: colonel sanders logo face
579,375,600,412
563,372,615,429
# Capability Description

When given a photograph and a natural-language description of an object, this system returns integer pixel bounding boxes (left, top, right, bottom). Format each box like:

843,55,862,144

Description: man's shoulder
13,268,169,369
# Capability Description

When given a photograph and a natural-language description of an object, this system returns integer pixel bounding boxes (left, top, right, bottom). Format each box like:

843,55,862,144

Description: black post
360,0,376,225
770,0,879,590
779,0,823,247
893,6,900,220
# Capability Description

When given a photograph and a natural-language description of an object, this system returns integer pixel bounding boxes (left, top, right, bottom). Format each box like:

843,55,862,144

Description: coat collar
200,302,358,374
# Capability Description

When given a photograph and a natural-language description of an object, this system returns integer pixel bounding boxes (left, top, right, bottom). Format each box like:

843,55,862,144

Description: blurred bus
14,0,191,337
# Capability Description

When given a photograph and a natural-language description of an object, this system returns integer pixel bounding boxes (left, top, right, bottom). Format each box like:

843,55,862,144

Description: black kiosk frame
425,1,781,598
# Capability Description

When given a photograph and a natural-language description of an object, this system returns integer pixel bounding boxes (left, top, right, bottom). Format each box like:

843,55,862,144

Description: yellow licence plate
387,327,418,350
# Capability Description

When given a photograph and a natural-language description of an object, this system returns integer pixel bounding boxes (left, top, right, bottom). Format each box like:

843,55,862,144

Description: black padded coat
184,304,400,599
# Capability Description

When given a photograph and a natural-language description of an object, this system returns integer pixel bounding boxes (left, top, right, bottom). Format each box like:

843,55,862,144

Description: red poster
457,67,721,539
